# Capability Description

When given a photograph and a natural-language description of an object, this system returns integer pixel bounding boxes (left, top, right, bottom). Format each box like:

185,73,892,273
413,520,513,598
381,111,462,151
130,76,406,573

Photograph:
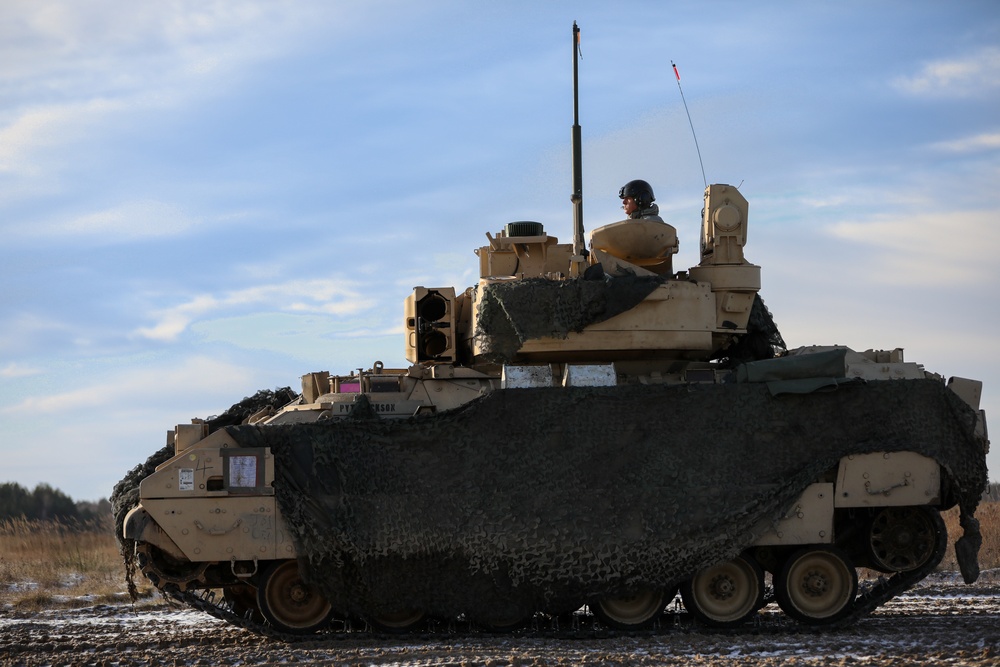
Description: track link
139,503,949,641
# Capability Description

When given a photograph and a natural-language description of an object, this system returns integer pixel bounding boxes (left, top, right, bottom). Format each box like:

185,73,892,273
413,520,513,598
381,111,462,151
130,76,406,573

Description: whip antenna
671,61,707,189
569,21,586,277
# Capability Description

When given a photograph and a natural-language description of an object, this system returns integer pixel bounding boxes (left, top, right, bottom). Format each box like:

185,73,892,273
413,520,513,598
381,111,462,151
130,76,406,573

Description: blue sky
2,1,998,501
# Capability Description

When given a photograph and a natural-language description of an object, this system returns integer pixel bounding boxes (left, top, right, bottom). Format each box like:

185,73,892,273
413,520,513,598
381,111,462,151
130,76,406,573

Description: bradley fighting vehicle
114,24,989,638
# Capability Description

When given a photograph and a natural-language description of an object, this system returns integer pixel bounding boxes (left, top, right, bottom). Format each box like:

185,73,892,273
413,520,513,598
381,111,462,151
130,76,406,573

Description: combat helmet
619,179,656,210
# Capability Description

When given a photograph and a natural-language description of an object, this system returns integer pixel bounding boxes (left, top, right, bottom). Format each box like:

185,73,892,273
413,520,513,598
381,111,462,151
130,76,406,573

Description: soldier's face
622,196,638,215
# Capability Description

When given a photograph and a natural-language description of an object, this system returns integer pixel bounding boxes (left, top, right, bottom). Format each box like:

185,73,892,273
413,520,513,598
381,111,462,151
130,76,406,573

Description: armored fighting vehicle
113,24,989,638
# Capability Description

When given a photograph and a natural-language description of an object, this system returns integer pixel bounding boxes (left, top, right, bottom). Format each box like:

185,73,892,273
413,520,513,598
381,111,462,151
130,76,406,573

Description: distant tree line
0,482,111,522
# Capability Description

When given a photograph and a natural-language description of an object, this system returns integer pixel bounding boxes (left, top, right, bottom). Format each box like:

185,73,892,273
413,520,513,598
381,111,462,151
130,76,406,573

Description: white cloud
893,46,1000,97
0,313,74,355
0,1,312,86
826,209,998,286
135,279,372,342
10,198,271,242
0,1,378,177
0,4,258,172
0,99,125,174
1,354,255,415
54,199,198,239
928,132,1000,154
0,362,42,378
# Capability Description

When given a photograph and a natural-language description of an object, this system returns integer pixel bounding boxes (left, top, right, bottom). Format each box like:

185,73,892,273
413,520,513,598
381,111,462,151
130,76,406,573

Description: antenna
570,22,585,276
671,61,707,189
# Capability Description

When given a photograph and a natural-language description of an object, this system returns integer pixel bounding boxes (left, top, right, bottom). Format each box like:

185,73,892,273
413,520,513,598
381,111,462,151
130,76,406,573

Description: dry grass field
1,500,997,611
940,500,1000,571
0,516,155,611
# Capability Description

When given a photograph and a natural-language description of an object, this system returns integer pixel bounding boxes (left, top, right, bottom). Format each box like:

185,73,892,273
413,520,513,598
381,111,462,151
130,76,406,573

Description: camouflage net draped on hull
225,376,987,623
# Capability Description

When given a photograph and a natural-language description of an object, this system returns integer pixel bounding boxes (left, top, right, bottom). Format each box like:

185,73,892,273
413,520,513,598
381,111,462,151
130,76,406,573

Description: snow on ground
1,578,997,666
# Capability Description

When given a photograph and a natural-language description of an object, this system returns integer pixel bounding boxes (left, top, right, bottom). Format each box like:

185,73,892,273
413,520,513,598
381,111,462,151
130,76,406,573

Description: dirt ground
2,572,997,667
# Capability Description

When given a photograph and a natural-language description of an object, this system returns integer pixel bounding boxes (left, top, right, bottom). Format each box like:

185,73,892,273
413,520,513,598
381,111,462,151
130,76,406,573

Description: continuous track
155,527,946,643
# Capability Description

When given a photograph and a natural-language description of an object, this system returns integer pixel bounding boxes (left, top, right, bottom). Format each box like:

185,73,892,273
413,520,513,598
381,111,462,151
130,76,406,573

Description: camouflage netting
224,373,988,622
712,295,787,367
472,275,664,363
205,387,298,431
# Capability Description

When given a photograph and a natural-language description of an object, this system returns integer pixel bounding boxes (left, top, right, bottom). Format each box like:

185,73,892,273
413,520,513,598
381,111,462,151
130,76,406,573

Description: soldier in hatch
619,179,664,222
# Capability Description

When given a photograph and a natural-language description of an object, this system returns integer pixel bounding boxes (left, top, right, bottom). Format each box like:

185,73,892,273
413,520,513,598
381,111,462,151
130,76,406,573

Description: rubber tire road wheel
680,555,765,628
592,588,668,630
368,609,426,634
256,560,334,634
775,546,858,625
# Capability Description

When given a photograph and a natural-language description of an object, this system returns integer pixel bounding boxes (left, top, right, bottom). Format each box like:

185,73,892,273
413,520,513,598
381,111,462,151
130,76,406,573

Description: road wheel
868,506,944,572
368,608,426,633
592,588,668,630
680,555,764,627
775,546,857,625
256,560,334,634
